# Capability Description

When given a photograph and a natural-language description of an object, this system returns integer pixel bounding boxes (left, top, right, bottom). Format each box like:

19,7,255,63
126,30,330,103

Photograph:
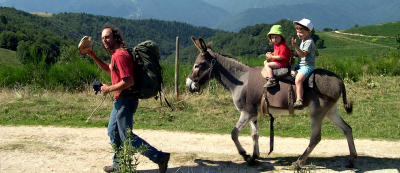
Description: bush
47,57,102,91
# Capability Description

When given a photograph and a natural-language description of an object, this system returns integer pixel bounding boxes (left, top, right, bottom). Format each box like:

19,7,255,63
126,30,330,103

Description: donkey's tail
342,82,353,113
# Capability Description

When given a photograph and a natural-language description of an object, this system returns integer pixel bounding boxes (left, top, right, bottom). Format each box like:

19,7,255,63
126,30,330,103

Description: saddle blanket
246,67,296,108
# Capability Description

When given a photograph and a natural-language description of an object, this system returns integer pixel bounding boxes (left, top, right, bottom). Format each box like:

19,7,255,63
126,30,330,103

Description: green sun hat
267,25,284,39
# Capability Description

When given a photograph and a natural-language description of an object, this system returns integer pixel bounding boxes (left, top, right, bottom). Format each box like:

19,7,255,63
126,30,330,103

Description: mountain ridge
2,0,399,32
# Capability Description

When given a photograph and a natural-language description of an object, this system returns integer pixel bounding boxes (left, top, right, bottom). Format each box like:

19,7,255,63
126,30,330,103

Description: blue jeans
107,99,163,167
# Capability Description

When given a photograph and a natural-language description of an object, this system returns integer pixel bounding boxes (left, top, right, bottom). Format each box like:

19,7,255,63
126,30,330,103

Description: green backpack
118,40,163,100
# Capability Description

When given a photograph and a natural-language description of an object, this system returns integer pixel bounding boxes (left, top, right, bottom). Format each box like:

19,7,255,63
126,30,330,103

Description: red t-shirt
272,42,291,68
109,49,134,99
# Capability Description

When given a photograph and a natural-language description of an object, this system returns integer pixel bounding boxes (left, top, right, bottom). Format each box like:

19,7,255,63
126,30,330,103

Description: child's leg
295,72,306,100
294,72,306,108
264,62,280,88
265,62,280,78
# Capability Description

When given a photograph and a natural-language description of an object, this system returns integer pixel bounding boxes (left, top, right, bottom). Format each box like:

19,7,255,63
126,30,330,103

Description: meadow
0,48,20,67
1,26,400,141
344,21,400,37
1,75,399,141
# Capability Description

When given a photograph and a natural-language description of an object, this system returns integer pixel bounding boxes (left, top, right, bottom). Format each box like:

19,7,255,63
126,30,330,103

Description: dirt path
1,126,399,173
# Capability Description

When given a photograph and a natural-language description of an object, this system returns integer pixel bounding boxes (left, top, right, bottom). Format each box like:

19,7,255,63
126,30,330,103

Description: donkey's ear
198,37,207,52
192,36,205,53
191,36,197,45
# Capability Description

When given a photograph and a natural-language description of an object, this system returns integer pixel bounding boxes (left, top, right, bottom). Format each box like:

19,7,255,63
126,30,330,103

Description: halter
192,58,216,83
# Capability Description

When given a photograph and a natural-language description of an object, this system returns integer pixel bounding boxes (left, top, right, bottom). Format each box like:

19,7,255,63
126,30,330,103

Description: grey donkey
186,37,357,169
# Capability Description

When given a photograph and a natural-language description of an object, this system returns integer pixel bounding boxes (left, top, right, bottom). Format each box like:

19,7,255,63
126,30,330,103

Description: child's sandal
293,99,303,109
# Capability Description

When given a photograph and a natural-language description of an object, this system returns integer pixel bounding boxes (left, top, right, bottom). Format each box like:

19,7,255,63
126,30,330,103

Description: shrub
111,128,148,173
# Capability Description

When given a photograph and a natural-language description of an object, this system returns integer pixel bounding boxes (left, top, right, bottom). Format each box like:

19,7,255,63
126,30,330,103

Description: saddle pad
261,67,289,78
246,67,296,108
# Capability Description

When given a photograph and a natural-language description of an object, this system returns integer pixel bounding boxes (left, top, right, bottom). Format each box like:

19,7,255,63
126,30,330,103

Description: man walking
87,24,170,173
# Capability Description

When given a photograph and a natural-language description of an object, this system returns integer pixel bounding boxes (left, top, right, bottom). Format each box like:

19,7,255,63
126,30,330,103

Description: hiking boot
263,78,277,88
293,99,303,109
103,166,117,173
158,152,170,173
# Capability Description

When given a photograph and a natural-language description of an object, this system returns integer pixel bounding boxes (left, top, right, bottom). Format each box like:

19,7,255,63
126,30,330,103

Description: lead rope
86,94,108,123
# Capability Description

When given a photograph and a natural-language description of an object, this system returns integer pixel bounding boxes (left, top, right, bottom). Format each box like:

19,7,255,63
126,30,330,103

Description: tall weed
111,128,148,173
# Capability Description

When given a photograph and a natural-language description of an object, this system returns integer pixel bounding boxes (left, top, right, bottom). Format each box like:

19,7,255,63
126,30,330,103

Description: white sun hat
294,18,313,31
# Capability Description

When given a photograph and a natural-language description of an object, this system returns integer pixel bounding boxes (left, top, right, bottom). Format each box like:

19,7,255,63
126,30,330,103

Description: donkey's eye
194,65,200,69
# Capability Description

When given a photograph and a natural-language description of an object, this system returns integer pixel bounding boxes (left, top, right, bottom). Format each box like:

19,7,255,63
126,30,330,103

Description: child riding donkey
263,25,291,88
291,18,316,109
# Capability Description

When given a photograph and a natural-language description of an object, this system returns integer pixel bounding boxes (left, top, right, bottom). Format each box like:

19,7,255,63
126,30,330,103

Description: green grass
0,48,20,67
1,76,400,141
344,21,400,37
344,35,397,48
317,32,393,59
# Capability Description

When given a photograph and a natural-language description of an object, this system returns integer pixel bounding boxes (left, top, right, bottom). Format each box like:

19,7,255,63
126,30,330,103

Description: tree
0,15,7,25
17,40,31,64
316,39,325,49
0,31,18,50
58,45,81,63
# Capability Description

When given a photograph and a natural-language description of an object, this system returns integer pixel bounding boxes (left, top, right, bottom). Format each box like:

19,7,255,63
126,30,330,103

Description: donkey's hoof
242,154,250,161
345,162,354,168
291,161,302,170
246,156,257,166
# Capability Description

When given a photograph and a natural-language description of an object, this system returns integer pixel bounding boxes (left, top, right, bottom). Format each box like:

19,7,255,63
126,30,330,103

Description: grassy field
30,12,53,17
1,75,399,141
316,32,394,59
0,48,20,67
344,21,400,37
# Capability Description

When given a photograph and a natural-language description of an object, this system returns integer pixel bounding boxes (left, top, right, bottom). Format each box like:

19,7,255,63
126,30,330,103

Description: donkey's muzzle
186,78,200,93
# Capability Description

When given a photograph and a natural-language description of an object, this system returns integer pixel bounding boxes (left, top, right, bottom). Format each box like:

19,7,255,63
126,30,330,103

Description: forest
0,7,222,64
0,7,324,65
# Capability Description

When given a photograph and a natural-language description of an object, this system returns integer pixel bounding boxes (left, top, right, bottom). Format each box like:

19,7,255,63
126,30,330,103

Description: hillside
344,22,400,37
213,3,362,32
317,22,399,60
1,0,230,28
317,32,395,60
2,0,399,33
51,12,223,57
207,0,400,32
0,7,223,63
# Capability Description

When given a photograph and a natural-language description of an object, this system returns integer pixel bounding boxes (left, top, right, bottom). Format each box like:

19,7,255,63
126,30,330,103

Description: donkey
186,37,357,168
